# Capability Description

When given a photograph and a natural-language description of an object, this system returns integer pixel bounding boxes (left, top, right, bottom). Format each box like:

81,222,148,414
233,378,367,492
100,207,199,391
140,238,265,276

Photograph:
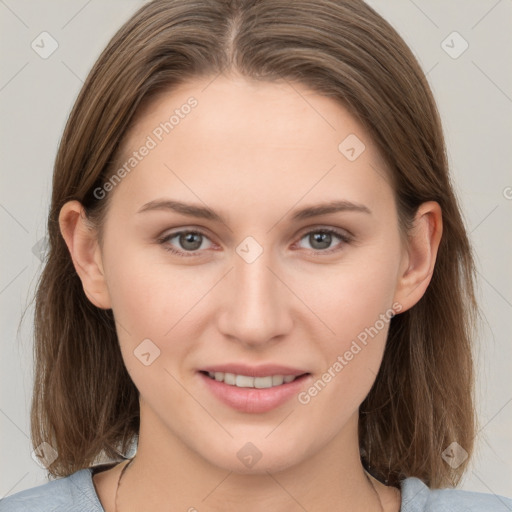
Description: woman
1,0,511,511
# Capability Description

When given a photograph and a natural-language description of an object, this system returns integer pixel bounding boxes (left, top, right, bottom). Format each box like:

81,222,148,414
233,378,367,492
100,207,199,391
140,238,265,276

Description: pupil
311,232,331,249
181,232,201,250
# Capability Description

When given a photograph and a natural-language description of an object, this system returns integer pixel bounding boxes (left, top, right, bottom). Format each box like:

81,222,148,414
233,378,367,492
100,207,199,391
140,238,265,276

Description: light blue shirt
1,464,512,511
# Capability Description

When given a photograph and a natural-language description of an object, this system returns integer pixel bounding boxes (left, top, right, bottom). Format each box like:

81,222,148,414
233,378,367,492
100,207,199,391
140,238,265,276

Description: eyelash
156,227,353,258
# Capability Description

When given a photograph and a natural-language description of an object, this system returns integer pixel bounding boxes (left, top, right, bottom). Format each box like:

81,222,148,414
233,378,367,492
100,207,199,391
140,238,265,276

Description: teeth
206,371,300,388
272,375,284,386
224,372,236,385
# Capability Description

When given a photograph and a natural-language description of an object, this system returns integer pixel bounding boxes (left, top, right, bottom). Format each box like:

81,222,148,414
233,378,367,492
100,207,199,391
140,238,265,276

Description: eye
157,227,352,257
157,230,214,257
295,228,352,254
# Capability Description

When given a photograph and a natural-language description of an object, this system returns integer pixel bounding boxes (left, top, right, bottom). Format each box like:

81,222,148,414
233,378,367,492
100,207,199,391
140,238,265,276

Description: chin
200,437,309,475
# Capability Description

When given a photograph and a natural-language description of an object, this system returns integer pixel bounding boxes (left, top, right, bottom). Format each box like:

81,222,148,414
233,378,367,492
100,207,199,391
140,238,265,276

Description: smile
198,371,312,413
203,371,300,388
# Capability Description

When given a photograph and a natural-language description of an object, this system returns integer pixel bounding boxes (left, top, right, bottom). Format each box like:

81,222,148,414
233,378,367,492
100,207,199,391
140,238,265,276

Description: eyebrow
136,198,372,223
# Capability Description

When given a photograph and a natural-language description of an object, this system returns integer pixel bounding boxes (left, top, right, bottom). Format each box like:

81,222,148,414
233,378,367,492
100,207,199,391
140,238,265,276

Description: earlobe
393,201,443,313
58,200,112,309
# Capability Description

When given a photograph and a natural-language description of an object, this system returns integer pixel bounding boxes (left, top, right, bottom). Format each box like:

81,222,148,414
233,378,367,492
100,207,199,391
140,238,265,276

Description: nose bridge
217,238,291,346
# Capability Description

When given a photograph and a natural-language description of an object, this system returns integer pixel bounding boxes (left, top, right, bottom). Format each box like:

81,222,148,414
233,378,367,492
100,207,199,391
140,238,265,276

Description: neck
113,407,392,512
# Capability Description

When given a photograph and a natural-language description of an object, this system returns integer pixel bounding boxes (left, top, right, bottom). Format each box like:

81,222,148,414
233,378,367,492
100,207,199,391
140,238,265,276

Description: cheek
103,234,206,334
295,263,397,418
298,244,400,342
104,253,204,402
294,238,401,403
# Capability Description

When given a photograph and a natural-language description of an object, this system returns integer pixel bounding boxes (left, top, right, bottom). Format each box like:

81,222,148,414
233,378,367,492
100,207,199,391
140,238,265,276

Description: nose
216,244,293,349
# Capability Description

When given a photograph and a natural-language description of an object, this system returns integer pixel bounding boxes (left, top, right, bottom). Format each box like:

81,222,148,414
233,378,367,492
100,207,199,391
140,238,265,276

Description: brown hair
30,0,478,488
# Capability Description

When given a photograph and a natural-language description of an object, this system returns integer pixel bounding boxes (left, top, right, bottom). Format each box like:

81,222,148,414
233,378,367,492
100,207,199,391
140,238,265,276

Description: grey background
1,0,511,500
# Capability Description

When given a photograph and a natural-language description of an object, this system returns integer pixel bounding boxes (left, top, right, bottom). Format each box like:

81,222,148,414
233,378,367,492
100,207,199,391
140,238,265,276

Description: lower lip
198,372,311,413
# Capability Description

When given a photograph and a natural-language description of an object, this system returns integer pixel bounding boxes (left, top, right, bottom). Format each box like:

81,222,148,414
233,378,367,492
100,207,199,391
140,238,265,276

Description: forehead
126,74,370,155
109,75,393,220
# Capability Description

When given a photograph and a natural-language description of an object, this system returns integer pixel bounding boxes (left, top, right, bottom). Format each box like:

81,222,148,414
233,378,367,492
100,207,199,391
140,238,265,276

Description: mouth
197,368,312,414
199,370,310,389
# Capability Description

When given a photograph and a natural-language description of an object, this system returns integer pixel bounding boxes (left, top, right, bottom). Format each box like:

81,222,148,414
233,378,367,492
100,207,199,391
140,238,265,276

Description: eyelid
157,225,354,257
156,228,217,257
292,226,353,254
296,224,354,242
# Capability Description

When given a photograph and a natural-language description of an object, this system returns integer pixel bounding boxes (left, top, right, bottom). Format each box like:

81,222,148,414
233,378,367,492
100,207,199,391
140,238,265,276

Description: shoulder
0,467,104,512
400,476,512,512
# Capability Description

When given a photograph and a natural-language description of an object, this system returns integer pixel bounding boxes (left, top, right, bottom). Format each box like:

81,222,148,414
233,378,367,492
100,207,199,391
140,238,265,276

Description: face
85,74,412,474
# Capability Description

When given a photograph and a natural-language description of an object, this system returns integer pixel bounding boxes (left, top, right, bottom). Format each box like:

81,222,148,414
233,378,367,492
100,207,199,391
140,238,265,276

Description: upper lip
199,363,309,378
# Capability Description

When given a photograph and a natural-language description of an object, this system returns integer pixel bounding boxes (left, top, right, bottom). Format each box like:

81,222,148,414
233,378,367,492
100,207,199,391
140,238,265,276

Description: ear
393,201,443,313
58,200,112,309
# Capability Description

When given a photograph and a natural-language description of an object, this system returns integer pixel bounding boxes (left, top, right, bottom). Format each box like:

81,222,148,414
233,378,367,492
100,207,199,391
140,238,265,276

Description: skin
59,73,442,512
